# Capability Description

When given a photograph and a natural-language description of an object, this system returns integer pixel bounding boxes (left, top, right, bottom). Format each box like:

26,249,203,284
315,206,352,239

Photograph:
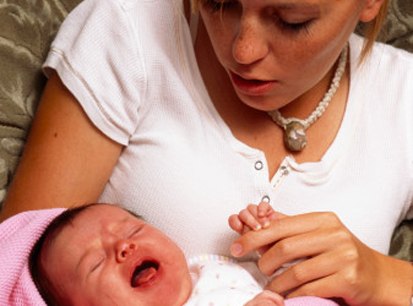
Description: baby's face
41,205,192,305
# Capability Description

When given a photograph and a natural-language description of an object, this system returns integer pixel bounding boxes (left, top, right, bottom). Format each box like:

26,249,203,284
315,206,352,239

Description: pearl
284,121,307,152
268,46,348,152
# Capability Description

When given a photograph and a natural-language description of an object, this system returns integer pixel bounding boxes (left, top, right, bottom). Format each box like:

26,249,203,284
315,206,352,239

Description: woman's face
41,205,192,306
198,0,383,111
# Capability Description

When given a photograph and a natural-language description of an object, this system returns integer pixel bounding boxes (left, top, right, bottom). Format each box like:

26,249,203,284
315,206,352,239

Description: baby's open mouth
131,261,160,287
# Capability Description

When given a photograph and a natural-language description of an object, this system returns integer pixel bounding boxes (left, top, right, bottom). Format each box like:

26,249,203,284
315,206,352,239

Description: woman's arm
0,73,122,221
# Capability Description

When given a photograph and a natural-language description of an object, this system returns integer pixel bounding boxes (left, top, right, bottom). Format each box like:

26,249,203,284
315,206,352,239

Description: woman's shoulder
51,0,178,51
64,0,182,33
59,0,129,29
66,0,170,20
350,34,413,91
374,39,413,66
73,0,182,12
351,33,413,66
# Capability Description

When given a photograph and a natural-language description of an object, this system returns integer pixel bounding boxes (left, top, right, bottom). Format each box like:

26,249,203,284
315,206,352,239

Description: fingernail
263,221,270,228
230,243,243,256
254,224,262,231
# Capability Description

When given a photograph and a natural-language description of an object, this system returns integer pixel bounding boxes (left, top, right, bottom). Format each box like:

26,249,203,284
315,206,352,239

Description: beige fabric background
0,0,412,260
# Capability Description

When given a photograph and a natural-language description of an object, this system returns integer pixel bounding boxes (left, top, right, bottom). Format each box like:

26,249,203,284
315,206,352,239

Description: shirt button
255,161,264,171
280,165,289,175
261,195,270,203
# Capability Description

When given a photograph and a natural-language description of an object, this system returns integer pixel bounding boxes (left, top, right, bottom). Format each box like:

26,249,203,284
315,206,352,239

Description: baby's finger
245,290,285,306
256,202,273,228
257,201,272,218
239,208,262,231
259,290,284,304
228,214,244,234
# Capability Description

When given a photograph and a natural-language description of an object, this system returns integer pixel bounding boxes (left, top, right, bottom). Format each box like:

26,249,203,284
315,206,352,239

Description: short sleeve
43,0,145,145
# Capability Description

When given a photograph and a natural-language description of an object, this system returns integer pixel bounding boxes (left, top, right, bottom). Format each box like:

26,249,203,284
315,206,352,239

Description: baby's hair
29,203,142,306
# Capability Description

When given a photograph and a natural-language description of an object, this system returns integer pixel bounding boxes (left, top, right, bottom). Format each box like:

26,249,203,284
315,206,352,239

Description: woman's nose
232,20,269,65
115,239,137,262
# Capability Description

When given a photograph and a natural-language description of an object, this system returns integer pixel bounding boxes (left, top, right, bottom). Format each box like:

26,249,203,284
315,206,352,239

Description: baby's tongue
132,265,158,287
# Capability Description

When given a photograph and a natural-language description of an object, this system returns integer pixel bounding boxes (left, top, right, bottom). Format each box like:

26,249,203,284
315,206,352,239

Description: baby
0,203,338,305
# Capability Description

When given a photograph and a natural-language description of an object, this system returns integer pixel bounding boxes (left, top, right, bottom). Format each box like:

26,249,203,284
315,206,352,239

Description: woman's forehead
194,0,351,14
193,0,326,5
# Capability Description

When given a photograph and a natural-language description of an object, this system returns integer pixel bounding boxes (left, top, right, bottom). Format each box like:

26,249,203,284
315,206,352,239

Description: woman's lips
230,72,277,96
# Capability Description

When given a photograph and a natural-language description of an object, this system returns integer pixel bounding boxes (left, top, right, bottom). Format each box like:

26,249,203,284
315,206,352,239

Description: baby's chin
156,267,193,306
165,276,193,306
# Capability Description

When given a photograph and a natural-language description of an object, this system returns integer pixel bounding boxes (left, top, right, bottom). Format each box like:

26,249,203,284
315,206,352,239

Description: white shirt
44,0,413,258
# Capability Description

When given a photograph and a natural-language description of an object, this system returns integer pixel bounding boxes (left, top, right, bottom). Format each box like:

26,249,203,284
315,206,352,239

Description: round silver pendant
284,121,307,152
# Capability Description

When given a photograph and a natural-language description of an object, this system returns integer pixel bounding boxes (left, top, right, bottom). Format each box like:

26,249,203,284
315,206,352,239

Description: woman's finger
258,225,347,276
231,212,340,258
266,249,340,294
285,273,347,302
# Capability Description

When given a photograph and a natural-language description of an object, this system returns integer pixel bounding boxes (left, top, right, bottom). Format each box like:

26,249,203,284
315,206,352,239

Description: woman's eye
202,0,237,12
276,19,313,34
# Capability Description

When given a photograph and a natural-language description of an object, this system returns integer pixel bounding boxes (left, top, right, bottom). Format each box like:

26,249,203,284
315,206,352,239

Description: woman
1,0,412,304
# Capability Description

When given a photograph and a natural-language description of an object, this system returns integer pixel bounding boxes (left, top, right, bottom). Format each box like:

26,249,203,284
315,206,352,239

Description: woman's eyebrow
273,1,321,13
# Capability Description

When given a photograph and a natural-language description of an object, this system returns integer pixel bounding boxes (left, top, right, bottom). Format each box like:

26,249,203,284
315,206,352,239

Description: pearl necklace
268,46,348,152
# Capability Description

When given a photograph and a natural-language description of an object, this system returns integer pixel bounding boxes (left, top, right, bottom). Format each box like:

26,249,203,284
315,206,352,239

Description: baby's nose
115,239,137,262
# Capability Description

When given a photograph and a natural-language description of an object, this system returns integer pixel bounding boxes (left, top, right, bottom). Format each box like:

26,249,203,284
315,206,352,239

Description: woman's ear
359,0,385,22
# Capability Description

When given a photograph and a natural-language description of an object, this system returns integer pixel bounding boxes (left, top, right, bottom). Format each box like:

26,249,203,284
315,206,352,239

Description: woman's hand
229,211,413,306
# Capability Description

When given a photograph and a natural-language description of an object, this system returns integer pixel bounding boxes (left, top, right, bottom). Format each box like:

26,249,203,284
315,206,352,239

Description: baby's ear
359,0,385,23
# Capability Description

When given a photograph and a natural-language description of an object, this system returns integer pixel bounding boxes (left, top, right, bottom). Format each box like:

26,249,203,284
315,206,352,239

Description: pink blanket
0,208,64,305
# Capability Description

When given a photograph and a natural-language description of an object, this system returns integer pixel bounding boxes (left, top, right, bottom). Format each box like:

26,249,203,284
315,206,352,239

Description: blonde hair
190,0,199,11
358,0,390,61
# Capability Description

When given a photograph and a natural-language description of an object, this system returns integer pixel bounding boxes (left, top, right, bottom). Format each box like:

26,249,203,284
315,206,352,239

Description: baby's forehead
45,208,132,255
85,204,142,218
72,204,141,223
46,205,141,248
71,205,142,230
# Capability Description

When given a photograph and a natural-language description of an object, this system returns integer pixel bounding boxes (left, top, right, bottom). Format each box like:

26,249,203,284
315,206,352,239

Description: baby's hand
244,290,285,306
228,202,278,235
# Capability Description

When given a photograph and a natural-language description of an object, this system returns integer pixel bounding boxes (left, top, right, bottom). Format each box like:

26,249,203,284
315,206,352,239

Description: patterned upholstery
384,0,413,52
0,0,412,260
0,0,81,201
